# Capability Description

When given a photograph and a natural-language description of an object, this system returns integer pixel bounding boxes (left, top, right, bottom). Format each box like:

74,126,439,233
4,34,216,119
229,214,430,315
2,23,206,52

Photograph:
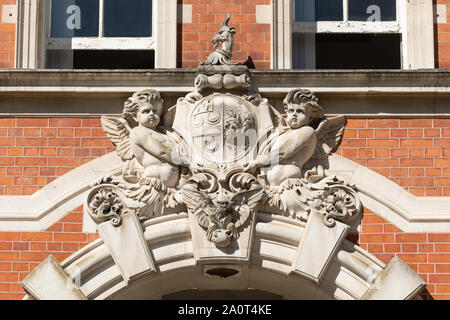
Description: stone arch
21,211,424,300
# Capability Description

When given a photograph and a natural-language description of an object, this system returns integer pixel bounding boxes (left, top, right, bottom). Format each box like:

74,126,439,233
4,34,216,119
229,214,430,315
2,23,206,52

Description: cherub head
123,89,164,129
283,89,324,129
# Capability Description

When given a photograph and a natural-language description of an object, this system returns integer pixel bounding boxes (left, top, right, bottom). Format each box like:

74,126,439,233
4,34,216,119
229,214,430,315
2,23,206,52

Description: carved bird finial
202,14,237,66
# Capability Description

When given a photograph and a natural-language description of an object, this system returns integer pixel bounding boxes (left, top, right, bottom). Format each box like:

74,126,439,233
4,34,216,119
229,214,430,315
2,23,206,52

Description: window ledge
293,21,401,33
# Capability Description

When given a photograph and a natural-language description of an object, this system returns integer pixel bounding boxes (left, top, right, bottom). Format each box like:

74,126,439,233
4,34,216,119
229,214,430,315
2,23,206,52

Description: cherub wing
101,116,134,161
230,186,264,229
312,116,347,160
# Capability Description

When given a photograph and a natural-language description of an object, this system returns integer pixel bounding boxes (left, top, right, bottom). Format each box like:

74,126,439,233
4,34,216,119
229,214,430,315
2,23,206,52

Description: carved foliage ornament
85,15,362,247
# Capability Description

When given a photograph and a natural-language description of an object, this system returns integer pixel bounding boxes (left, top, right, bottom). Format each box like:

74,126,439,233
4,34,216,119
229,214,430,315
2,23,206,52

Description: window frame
15,0,177,69
46,0,156,51
292,0,402,69
271,0,435,70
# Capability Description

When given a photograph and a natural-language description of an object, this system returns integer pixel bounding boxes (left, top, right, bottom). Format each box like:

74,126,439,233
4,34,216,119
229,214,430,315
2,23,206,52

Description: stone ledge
0,69,449,94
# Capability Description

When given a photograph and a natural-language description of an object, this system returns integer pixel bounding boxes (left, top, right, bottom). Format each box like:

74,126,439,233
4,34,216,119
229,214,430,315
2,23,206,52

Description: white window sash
47,38,156,50
47,0,155,51
281,0,434,70
293,21,401,34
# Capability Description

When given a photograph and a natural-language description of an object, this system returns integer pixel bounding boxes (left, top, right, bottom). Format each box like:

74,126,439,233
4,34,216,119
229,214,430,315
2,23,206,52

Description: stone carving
87,90,188,223
311,184,362,228
87,185,128,227
203,14,236,66
85,15,362,248
182,173,263,248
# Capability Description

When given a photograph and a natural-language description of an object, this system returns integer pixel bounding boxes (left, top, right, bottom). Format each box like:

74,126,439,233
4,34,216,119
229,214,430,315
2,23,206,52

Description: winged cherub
101,90,189,217
247,89,345,186
245,89,346,219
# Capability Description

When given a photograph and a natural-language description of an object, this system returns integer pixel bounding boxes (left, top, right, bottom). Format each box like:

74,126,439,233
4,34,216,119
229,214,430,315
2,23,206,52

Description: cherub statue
245,89,345,184
100,89,189,218
244,89,346,220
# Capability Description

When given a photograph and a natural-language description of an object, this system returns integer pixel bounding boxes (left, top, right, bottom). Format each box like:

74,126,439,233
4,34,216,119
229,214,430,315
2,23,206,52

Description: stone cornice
0,69,449,94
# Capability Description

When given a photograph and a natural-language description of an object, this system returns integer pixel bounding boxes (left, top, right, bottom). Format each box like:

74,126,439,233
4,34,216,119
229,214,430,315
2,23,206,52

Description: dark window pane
295,0,315,22
46,50,155,69
315,33,401,69
316,0,343,21
292,33,316,69
104,0,152,37
50,0,99,37
349,0,397,21
295,0,343,21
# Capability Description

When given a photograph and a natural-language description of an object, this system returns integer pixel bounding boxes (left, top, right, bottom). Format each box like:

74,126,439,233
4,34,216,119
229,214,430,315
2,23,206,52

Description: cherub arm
245,126,317,171
130,128,190,166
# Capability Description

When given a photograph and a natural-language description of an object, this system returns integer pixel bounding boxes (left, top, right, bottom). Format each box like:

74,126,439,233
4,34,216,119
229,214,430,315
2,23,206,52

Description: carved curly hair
283,89,324,125
122,89,164,123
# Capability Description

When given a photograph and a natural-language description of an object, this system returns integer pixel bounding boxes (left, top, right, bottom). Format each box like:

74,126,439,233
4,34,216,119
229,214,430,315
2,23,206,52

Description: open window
46,0,155,69
293,0,401,69
15,0,177,69
272,0,435,70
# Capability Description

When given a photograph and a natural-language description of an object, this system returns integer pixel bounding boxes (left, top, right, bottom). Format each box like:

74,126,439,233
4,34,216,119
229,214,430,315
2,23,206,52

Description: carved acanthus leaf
311,185,362,227
86,185,129,227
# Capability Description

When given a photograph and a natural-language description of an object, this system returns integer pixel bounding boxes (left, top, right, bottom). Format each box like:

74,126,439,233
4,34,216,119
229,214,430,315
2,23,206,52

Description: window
15,0,177,69
293,0,401,69
46,0,154,69
271,0,435,70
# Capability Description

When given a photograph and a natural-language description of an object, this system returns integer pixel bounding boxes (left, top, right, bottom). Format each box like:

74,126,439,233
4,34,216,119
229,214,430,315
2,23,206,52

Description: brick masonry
435,0,450,68
335,119,450,197
0,0,16,69
177,0,271,69
0,118,115,196
0,207,99,300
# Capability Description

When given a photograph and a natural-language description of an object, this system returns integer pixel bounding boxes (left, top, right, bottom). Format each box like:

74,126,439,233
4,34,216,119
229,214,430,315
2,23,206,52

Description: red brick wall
0,207,99,300
436,0,450,68
0,0,16,68
0,116,450,300
177,0,271,69
357,208,450,300
336,119,450,197
0,118,115,196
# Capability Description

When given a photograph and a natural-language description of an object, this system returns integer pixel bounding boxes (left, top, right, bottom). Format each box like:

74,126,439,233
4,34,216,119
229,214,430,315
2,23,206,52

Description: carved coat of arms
85,15,362,249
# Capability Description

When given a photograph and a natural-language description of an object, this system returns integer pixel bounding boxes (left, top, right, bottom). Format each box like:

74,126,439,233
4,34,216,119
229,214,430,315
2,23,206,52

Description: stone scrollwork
86,185,129,227
311,184,362,228
85,14,362,248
